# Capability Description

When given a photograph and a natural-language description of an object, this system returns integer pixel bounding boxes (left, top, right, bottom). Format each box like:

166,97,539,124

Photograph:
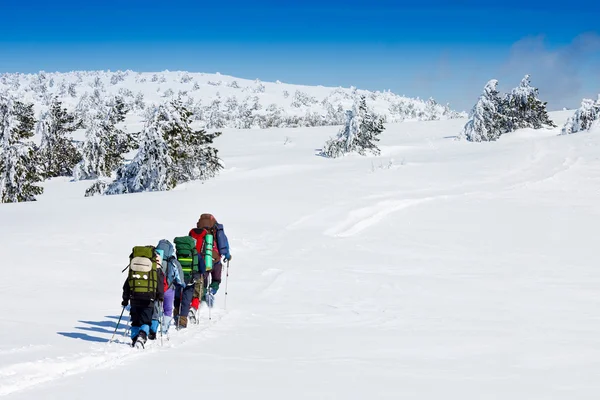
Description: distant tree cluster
459,75,556,142
0,86,223,202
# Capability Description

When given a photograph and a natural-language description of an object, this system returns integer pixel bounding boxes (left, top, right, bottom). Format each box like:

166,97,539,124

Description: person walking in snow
189,213,232,311
122,247,165,347
150,240,184,336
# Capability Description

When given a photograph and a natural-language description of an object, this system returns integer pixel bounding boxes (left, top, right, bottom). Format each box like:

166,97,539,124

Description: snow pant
174,284,195,319
190,276,204,310
203,262,223,296
130,300,154,339
151,288,175,334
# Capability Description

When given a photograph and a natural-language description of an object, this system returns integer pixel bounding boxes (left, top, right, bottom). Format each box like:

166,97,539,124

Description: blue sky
1,0,599,111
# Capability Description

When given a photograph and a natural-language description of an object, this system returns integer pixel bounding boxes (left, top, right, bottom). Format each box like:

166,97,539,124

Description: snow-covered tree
163,100,223,183
459,80,505,142
104,107,173,195
104,100,222,195
38,98,82,177
321,93,385,157
74,96,134,181
505,75,555,130
0,94,44,202
561,97,600,135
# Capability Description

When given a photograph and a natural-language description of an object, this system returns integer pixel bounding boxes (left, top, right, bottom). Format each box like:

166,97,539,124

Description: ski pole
224,260,229,310
207,273,212,321
177,287,182,330
123,315,130,338
159,301,164,347
110,306,126,343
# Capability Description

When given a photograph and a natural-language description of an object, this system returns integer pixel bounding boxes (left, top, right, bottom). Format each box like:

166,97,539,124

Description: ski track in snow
325,197,440,237
325,145,580,238
0,309,228,397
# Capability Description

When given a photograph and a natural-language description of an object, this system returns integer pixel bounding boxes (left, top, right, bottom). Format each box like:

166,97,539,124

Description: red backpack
189,214,220,267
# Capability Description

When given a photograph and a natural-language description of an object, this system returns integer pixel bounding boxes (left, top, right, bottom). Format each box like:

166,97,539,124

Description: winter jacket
215,223,230,259
156,239,185,289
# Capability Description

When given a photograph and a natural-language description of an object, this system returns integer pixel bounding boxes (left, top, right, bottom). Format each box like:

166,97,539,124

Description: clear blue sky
1,0,599,111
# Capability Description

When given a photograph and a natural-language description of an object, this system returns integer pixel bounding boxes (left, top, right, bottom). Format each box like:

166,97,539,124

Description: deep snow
2,110,600,399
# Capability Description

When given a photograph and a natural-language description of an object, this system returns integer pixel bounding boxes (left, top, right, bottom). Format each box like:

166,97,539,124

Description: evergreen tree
103,100,222,195
459,80,505,142
0,94,44,203
161,99,223,183
105,105,173,195
74,95,135,181
321,93,385,157
561,97,600,135
38,98,81,177
505,75,556,130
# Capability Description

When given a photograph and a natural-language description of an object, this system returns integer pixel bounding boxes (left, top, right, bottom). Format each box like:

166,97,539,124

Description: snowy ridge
0,70,466,129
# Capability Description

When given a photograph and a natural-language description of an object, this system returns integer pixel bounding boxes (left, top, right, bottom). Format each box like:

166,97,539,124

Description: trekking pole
177,286,183,330
110,306,126,343
224,260,230,310
123,318,130,338
209,273,213,321
159,301,164,347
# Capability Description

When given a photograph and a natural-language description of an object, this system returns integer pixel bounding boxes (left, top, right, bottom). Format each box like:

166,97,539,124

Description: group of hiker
119,213,231,347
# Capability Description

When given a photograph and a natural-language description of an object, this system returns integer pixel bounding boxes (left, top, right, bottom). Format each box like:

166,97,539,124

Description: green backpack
127,246,159,300
174,236,198,283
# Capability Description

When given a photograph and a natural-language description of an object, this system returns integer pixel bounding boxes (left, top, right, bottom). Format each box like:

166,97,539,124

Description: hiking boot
178,316,188,329
148,331,156,340
132,330,148,347
188,308,198,324
138,330,147,343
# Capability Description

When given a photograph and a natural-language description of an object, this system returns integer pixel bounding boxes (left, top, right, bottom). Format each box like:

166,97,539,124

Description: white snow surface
2,110,600,399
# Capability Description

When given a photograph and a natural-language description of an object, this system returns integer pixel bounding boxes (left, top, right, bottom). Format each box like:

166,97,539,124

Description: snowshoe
132,331,147,348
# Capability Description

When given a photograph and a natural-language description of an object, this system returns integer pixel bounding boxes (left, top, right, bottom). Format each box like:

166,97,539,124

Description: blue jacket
156,239,184,289
215,223,230,260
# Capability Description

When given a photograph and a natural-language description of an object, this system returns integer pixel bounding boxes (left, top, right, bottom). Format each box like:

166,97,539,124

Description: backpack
189,227,220,271
156,239,184,289
127,246,159,300
197,213,218,230
174,236,198,284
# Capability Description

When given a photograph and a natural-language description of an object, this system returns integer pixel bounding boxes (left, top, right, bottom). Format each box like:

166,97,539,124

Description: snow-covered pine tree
38,98,82,177
162,99,223,183
321,93,385,157
459,80,505,142
0,94,44,203
505,75,556,130
75,95,136,181
104,99,222,195
561,97,600,135
74,112,109,181
104,105,173,195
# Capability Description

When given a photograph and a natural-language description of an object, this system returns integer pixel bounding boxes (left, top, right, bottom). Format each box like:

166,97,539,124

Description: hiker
173,235,204,328
122,246,164,347
150,240,185,335
189,213,231,309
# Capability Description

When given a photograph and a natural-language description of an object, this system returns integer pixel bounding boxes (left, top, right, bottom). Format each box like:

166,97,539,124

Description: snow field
2,110,600,398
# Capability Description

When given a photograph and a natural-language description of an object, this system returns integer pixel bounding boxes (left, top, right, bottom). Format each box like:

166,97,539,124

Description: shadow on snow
57,315,131,343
